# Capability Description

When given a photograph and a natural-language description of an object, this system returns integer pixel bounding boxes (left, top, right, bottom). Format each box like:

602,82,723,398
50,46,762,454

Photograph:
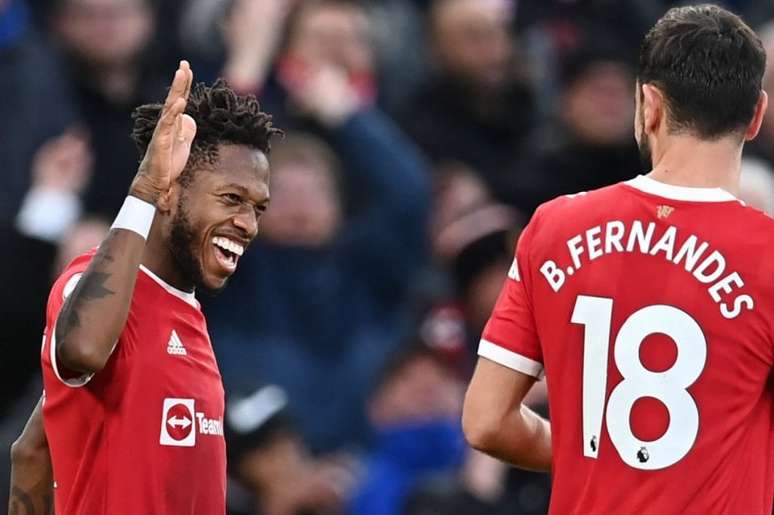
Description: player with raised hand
9,60,281,514
463,5,773,514
54,61,196,377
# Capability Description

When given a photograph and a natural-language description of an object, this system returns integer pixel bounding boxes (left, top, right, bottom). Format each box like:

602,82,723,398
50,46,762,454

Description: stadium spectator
48,0,170,217
259,0,379,135
0,129,92,417
185,0,423,114
404,450,551,515
217,0,293,94
54,215,109,273
434,203,520,334
0,0,77,222
191,0,378,133
745,21,774,167
739,158,774,214
225,385,355,515
363,0,426,112
204,68,430,452
429,163,492,253
398,0,536,199
507,34,642,214
347,344,466,515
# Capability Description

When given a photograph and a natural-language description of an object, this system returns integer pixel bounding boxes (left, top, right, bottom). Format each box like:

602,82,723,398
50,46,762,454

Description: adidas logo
167,330,187,356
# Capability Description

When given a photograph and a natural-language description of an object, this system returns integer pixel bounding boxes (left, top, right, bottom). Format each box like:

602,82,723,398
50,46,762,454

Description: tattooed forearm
75,272,116,300
57,271,114,333
9,486,34,515
70,232,118,301
53,226,149,373
56,232,118,338
43,492,52,515
55,272,114,345
8,481,53,515
9,398,53,515
8,485,51,515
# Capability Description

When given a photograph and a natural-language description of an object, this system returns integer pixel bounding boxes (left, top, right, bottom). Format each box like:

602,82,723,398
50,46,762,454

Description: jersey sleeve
44,256,94,387
479,216,544,379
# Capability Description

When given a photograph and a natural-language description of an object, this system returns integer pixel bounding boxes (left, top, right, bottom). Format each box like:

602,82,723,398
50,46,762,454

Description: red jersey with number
41,250,226,515
481,176,774,514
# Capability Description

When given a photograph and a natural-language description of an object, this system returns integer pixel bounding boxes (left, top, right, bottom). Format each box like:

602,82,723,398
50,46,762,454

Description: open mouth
211,236,245,274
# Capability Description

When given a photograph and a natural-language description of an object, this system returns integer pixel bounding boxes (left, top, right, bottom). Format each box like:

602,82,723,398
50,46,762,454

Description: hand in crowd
462,450,508,502
288,65,362,127
30,129,93,195
295,454,358,513
222,0,294,92
260,448,357,515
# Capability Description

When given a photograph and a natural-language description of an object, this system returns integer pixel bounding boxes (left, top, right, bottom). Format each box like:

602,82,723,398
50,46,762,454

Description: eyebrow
221,183,269,204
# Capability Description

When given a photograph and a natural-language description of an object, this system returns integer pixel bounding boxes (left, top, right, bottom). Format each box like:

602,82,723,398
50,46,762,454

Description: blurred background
2,0,774,513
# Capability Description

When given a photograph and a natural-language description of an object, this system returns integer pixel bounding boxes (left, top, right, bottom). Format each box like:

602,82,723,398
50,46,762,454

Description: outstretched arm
289,65,430,290
221,0,291,93
54,61,196,375
462,358,552,472
9,397,53,515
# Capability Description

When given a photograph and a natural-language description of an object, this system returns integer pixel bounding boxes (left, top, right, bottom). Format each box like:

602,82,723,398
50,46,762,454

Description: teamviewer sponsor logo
160,398,196,447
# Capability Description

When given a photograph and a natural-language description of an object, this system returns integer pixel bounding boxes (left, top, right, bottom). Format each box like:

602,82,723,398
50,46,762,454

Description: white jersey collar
625,175,737,202
139,265,199,308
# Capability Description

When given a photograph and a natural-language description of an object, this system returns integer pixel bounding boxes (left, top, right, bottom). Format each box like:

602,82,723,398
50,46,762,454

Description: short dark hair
638,4,765,139
131,79,283,186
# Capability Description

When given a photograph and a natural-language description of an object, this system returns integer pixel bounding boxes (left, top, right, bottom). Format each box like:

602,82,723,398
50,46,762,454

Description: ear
744,90,768,141
641,83,665,135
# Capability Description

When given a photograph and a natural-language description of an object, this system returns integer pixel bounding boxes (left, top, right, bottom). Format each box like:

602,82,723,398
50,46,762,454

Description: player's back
527,176,772,514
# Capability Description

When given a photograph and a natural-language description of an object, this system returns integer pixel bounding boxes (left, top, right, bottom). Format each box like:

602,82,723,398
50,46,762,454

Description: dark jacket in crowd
398,75,536,195
508,137,643,215
67,66,170,218
0,223,57,416
404,467,551,515
0,1,76,222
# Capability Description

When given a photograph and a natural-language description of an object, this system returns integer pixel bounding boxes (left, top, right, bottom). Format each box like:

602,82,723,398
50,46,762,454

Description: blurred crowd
3,0,774,514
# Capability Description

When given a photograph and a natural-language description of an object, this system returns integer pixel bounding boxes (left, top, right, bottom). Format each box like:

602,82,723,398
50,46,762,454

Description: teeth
211,236,244,257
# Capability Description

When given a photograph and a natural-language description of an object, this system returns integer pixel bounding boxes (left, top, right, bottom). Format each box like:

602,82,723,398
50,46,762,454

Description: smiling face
167,144,270,292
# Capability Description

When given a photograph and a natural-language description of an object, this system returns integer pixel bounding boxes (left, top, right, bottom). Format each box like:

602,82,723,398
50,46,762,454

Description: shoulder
530,183,625,229
732,200,774,229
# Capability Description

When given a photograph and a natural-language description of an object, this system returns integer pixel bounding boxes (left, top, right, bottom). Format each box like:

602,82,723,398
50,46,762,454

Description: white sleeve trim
49,323,94,388
478,339,544,379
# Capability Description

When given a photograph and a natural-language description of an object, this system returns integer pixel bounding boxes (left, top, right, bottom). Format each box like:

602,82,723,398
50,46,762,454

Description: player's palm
132,61,196,204
165,113,197,185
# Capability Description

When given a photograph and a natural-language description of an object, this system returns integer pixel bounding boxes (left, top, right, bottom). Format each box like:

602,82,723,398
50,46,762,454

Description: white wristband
111,196,156,240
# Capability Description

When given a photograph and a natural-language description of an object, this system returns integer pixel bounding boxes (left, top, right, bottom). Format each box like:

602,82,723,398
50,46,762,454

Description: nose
232,208,258,239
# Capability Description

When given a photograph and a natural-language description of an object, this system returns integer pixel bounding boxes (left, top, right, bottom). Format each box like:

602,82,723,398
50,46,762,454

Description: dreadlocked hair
131,79,283,187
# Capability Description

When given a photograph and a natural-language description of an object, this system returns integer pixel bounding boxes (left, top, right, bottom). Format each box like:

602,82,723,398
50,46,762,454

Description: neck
142,219,195,293
648,134,743,195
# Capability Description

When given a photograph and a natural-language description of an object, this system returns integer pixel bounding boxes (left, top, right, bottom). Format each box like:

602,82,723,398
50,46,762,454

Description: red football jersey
41,250,226,515
481,176,774,514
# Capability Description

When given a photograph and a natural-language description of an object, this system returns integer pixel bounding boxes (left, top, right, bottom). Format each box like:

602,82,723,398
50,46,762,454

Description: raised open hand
288,65,361,127
130,60,197,205
31,128,93,194
222,0,292,92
